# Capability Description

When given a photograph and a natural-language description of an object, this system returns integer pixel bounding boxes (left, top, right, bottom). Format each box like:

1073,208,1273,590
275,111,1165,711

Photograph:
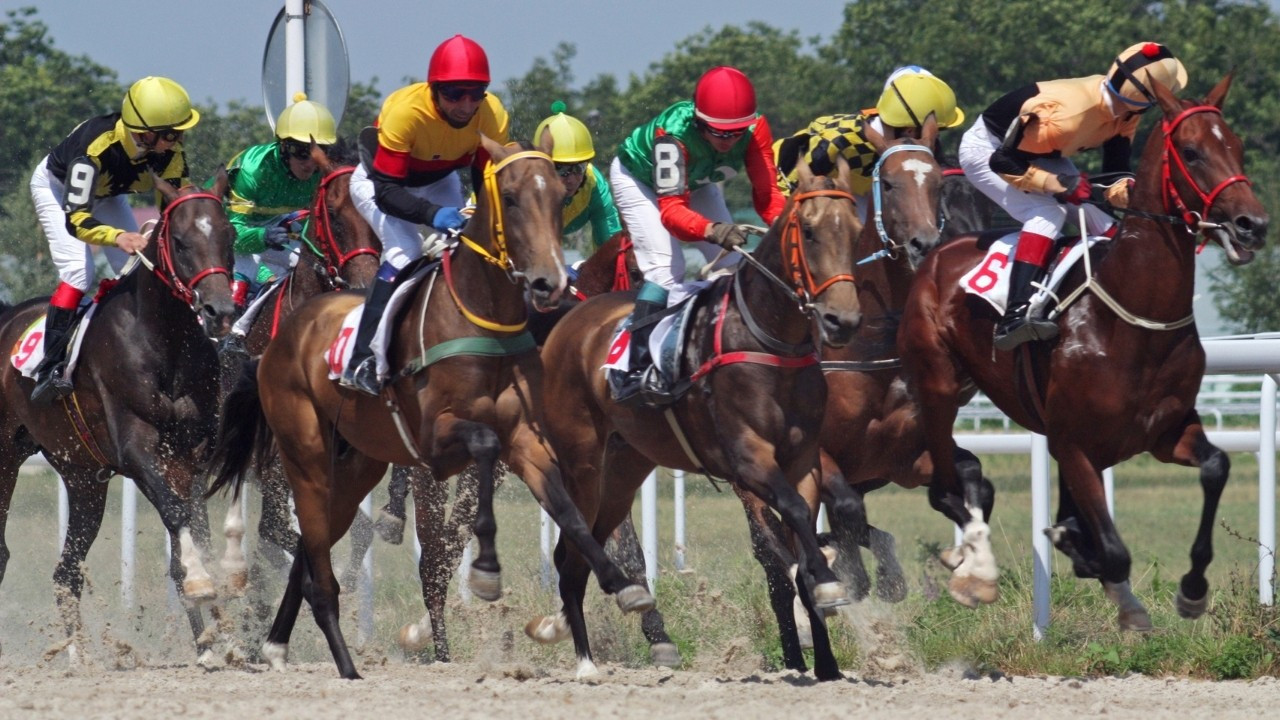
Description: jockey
216,94,339,359
958,42,1187,351
534,102,623,248
28,76,199,404
609,65,785,402
342,34,510,395
773,66,965,220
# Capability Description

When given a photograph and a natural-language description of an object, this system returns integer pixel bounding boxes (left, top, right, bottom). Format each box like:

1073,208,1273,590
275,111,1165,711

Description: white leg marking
575,656,599,680
262,641,289,671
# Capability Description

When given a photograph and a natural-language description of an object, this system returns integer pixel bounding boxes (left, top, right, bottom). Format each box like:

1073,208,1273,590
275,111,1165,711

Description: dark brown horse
531,160,864,681
215,140,381,592
209,137,653,679
899,75,1267,627
0,176,237,663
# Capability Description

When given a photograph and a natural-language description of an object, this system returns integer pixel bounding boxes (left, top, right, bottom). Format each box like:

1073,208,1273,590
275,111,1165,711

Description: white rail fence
30,335,1280,641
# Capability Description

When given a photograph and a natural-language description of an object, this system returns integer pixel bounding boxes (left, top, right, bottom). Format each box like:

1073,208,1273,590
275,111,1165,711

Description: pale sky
29,0,844,105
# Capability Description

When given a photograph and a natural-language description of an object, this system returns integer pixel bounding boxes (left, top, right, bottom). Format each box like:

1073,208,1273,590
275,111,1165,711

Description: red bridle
152,192,229,306
306,166,380,280
1161,105,1251,229
779,189,858,302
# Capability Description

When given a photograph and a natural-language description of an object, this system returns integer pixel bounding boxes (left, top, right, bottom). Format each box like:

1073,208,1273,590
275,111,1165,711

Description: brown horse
209,137,653,679
0,176,237,663
215,140,382,592
530,160,864,681
899,75,1267,627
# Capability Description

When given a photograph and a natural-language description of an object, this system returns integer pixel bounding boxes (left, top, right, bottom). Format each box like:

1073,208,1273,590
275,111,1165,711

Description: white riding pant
30,157,130,292
610,157,737,295
958,121,1115,238
350,163,463,272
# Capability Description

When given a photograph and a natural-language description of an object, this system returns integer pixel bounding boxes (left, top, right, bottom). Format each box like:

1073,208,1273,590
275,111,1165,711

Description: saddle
605,288,707,408
961,231,1108,316
325,256,441,382
11,302,95,381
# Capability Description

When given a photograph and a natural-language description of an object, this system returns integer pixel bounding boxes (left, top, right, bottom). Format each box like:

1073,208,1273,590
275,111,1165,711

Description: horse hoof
196,649,215,669
938,545,964,571
575,657,600,680
262,641,288,671
398,623,431,653
1119,606,1154,632
224,569,248,598
183,577,217,604
615,584,656,613
813,581,852,610
649,642,682,668
875,573,909,604
468,567,502,602
948,575,999,608
1175,589,1209,619
524,613,570,644
374,510,405,545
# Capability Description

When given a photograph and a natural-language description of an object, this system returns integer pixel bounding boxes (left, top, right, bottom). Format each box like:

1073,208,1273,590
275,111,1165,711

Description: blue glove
263,223,291,250
431,206,467,232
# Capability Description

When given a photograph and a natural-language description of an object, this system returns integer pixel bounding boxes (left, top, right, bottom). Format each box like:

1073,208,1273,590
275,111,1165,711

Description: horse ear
151,170,179,203
921,112,939,151
795,153,814,189
210,166,230,198
309,134,331,172
538,126,555,156
1149,72,1182,118
834,153,852,191
1205,70,1234,110
864,118,889,155
479,133,505,164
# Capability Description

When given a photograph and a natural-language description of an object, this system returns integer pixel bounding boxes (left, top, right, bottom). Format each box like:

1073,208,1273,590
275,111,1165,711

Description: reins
130,191,230,310
299,166,379,287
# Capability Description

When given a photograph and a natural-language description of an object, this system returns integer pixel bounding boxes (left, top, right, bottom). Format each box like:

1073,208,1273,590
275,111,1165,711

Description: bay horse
899,74,1268,628
0,175,237,663
530,159,864,681
214,140,382,593
208,137,653,679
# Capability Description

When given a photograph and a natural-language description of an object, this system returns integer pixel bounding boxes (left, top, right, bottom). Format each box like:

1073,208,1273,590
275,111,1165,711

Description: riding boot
340,276,397,395
612,281,669,404
993,259,1059,351
30,305,78,404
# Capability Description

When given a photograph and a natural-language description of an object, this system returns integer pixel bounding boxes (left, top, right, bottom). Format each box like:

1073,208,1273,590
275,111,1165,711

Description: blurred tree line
2,2,1278,329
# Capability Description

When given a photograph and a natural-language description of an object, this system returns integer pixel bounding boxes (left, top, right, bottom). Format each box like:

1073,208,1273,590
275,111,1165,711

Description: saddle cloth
325,269,431,381
960,232,1107,315
10,302,99,380
602,281,711,383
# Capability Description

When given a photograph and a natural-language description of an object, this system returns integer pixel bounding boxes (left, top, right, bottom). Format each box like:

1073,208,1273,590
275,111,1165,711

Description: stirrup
340,356,382,396
993,317,1059,351
30,364,73,405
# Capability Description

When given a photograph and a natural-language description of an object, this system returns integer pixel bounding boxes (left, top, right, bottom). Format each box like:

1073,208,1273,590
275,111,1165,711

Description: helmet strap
889,81,923,129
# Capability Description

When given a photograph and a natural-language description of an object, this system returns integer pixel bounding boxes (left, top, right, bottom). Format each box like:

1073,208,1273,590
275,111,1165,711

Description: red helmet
427,34,490,83
693,66,757,131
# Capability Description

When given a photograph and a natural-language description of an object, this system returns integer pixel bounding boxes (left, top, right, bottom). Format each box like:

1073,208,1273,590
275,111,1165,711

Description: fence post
1261,374,1277,605
1031,433,1052,640
641,470,658,592
673,470,686,571
121,479,137,609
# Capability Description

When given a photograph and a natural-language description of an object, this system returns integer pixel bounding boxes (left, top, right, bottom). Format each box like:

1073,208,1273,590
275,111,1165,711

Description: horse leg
431,416,504,601
0,453,20,585
815,455,872,602
341,503,374,591
220,491,249,596
1056,444,1149,631
732,484,807,673
1151,419,1227,620
262,541,308,672
257,461,300,571
375,465,411,545
605,512,681,667
928,440,999,608
396,465,452,661
51,469,108,665
128,469,217,606
1046,472,1103,578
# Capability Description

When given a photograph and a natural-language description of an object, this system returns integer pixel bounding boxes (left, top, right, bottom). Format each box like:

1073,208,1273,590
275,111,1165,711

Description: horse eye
502,193,518,209
1182,146,1201,164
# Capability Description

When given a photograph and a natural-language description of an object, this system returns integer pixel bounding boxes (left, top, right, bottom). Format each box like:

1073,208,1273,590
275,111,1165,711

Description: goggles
556,162,586,178
437,83,488,102
699,122,746,140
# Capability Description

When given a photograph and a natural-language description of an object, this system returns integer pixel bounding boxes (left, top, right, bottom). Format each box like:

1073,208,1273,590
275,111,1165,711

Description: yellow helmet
533,101,595,163
275,93,338,145
875,73,965,129
1107,42,1187,107
121,76,199,132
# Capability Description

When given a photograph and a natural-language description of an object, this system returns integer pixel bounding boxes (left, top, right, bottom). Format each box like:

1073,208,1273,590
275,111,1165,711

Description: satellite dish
262,0,350,130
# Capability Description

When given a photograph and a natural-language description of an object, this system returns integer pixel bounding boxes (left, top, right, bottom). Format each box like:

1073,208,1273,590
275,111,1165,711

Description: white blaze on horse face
195,216,214,238
1212,125,1225,143
902,158,933,188
534,174,546,192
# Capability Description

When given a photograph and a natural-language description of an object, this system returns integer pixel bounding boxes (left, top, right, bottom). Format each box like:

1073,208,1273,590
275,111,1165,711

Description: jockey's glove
431,206,467,232
263,223,292,250
707,222,750,250
1053,172,1092,206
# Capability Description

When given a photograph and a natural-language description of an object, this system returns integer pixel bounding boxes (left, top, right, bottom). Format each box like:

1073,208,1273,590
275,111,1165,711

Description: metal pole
1260,374,1277,605
121,479,137,609
1031,433,1052,640
540,508,554,588
458,539,473,603
57,475,68,552
641,471,658,591
284,0,305,102
358,494,374,644
673,470,686,571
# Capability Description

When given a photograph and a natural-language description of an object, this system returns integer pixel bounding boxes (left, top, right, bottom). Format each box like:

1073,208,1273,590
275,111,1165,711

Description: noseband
860,143,941,265
146,191,230,309
1162,105,1251,230
303,166,379,285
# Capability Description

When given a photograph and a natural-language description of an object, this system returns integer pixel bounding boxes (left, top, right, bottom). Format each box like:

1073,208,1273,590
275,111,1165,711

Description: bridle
141,191,230,310
859,143,941,265
299,166,379,287
1161,105,1251,231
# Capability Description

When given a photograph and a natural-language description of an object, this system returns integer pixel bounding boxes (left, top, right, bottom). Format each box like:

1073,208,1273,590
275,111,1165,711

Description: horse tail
206,359,273,500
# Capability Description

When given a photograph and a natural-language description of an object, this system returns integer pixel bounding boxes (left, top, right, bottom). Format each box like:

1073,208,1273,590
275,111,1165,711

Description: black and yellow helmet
121,76,199,132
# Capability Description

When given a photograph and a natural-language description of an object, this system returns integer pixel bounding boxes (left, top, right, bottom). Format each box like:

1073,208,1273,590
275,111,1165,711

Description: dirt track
2,659,1277,719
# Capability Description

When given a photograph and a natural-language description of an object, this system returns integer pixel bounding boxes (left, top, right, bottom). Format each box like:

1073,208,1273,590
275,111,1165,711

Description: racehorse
0,175,236,663
208,137,654,679
530,158,865,681
214,140,382,594
899,74,1267,627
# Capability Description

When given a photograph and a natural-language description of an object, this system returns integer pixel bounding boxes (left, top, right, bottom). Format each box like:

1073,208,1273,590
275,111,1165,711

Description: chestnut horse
531,161,864,681
208,137,652,679
0,176,237,663
899,75,1268,627
215,140,382,592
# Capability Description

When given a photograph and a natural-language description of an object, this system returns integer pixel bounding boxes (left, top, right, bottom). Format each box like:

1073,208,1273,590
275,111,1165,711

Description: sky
31,0,845,106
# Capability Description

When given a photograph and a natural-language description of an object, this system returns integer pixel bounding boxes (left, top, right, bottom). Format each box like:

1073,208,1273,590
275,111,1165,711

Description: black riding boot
341,278,396,395
612,298,665,404
30,306,78,404
993,260,1059,351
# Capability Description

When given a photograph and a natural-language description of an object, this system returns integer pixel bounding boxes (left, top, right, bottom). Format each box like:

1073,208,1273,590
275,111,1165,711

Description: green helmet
875,73,964,129
275,93,338,145
121,76,200,132
534,101,595,163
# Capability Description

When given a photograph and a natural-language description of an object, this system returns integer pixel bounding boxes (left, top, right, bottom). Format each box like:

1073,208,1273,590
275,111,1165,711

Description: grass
0,450,1277,679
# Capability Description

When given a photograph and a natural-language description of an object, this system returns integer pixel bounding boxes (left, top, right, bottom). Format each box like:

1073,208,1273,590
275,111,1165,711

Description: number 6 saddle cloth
960,231,1107,317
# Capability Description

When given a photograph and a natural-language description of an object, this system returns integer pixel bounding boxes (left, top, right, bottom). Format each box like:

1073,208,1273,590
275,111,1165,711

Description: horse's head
779,157,862,347
477,134,568,311
307,139,380,289
862,114,944,268
151,170,237,336
1148,73,1268,265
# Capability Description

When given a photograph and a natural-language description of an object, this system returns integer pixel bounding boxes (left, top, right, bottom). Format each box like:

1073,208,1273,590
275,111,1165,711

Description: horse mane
326,137,360,167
